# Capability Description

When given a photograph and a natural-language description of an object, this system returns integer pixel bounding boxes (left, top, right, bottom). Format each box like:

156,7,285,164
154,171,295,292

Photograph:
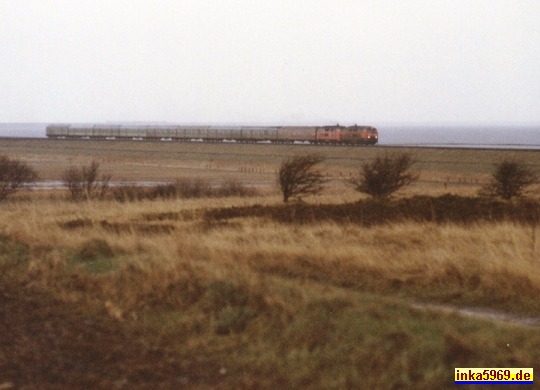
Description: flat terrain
2,138,540,196
1,138,539,388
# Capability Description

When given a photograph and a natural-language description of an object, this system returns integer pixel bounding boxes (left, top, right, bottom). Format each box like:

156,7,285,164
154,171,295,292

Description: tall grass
1,197,539,388
2,197,538,313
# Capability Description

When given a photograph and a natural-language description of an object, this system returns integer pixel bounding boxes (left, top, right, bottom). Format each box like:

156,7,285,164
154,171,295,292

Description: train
46,123,378,145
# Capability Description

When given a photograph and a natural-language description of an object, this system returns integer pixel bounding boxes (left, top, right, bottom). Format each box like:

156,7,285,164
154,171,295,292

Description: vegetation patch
59,219,175,234
284,298,351,350
141,211,182,222
58,218,93,230
135,223,175,234
98,220,175,235
213,306,257,335
0,154,538,389
0,234,29,271
70,238,116,274
76,239,113,261
111,179,257,202
201,280,265,335
141,210,199,222
205,194,540,225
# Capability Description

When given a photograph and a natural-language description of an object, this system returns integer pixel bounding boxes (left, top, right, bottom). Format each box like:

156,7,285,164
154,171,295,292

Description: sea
0,123,538,150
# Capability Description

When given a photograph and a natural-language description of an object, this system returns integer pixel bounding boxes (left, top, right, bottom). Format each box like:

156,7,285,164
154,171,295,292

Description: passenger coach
46,124,378,145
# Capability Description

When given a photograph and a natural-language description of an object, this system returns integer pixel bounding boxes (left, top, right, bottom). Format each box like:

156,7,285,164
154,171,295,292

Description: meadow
1,138,540,388
2,138,540,189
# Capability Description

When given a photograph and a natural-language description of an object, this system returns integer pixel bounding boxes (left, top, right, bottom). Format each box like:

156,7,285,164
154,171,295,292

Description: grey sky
1,0,539,125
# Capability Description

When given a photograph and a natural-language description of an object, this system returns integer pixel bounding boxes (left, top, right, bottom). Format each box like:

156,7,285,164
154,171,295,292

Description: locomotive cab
367,127,378,144
341,125,378,145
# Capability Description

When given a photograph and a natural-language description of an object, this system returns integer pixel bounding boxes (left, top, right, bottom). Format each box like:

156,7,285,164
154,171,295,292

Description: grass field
1,139,539,388
2,138,540,196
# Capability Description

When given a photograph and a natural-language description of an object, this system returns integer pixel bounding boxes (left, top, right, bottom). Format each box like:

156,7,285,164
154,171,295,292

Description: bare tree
348,153,418,199
62,161,111,200
0,155,39,201
480,159,536,200
278,154,326,202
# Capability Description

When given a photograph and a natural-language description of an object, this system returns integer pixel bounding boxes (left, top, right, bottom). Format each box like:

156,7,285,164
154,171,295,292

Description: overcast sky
1,0,539,126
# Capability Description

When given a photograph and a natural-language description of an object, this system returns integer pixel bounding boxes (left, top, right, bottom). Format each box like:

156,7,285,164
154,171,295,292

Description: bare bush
62,166,83,201
0,155,38,201
480,159,537,200
348,153,418,199
278,154,326,202
62,161,111,201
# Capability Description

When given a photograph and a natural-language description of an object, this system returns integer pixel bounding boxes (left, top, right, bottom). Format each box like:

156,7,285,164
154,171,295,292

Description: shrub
0,155,38,201
62,161,111,201
347,153,418,198
277,154,327,202
480,159,537,200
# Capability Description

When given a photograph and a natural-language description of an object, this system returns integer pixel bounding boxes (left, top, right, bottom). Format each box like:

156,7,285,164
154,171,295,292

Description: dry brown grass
2,195,540,388
2,197,538,314
2,139,540,387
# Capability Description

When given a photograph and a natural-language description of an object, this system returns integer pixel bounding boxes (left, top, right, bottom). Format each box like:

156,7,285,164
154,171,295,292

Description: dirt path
412,302,540,328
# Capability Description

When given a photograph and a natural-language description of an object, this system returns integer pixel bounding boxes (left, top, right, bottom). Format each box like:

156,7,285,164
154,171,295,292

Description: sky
1,0,540,126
